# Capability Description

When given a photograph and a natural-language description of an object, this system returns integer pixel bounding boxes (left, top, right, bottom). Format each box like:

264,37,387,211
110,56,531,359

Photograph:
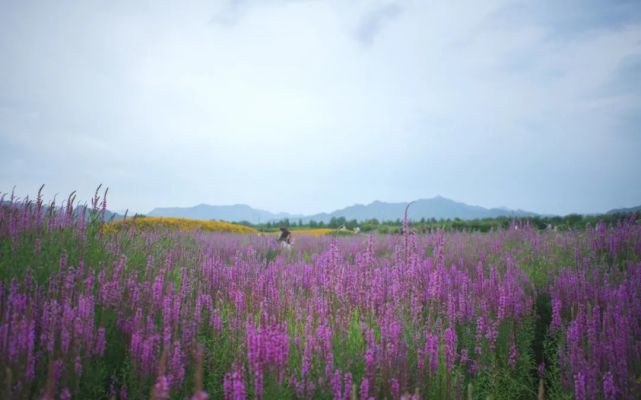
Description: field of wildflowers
1,189,640,399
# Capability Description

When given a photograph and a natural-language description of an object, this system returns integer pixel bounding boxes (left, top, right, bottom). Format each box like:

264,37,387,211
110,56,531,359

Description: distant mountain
302,196,536,223
148,203,301,224
148,196,537,224
606,205,641,214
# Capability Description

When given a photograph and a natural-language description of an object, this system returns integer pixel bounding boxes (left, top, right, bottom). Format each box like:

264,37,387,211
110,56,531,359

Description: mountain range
148,196,539,224
4,196,640,224
607,205,641,214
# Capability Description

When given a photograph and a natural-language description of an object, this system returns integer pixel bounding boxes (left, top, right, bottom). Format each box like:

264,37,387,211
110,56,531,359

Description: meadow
1,189,640,399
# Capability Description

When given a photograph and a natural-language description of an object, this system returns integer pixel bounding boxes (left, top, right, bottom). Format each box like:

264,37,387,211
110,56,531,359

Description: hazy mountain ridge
607,205,641,214
303,196,536,223
148,196,537,224
148,203,302,223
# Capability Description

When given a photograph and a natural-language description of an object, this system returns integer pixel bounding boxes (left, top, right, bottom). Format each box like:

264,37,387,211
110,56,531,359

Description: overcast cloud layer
1,0,640,215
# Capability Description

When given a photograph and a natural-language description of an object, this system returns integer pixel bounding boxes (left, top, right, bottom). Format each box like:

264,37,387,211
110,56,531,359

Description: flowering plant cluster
105,217,257,234
0,189,639,399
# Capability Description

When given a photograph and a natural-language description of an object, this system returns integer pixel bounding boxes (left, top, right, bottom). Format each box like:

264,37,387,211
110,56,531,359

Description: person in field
277,227,292,248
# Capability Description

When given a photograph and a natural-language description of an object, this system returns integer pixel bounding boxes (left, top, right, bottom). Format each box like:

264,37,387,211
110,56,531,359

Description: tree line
240,212,640,233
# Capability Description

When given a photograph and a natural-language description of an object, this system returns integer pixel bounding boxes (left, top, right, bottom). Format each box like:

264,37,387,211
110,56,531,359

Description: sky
1,0,641,216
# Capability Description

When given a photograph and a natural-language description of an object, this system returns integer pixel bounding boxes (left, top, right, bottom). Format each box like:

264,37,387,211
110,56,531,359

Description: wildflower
360,378,369,400
444,327,457,371
152,375,170,400
603,372,617,400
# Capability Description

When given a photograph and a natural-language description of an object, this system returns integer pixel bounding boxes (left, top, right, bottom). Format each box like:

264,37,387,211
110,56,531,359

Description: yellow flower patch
105,217,257,234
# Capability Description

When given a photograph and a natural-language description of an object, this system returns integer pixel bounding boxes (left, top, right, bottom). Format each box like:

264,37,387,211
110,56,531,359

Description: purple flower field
1,190,640,399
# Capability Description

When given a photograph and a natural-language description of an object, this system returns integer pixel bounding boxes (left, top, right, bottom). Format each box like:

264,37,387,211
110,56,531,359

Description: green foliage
333,309,366,376
248,211,641,235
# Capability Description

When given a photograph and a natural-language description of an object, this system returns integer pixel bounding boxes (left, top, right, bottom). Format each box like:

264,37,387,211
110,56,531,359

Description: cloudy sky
1,0,640,215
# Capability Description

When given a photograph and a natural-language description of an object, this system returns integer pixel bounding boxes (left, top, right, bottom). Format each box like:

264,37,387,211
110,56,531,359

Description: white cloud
1,0,640,215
